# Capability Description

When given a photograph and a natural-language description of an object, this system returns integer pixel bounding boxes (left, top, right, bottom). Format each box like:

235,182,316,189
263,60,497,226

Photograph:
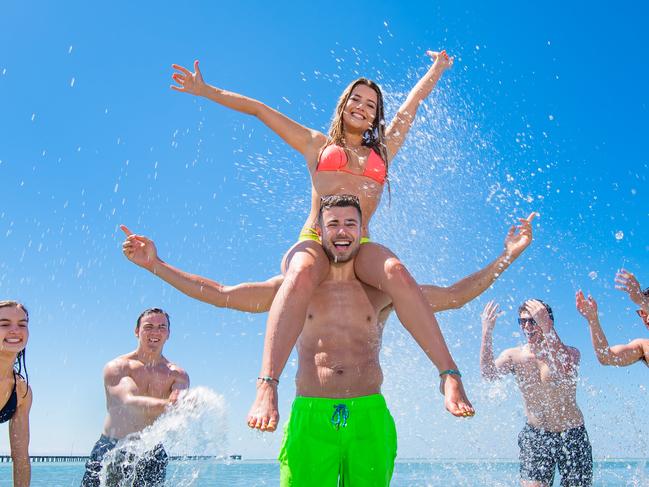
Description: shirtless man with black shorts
81,308,189,487
481,299,592,486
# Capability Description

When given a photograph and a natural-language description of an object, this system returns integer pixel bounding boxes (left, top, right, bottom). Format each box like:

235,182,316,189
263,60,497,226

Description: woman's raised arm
384,50,453,160
172,60,326,160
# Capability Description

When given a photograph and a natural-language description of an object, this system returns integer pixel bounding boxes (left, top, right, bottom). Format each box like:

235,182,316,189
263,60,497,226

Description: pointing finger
120,224,133,237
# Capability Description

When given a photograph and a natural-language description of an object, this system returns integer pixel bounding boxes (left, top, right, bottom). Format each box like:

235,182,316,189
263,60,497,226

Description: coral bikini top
316,144,386,185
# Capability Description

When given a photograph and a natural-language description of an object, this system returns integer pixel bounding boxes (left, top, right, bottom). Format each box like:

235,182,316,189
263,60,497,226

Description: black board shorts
518,423,593,486
81,434,168,487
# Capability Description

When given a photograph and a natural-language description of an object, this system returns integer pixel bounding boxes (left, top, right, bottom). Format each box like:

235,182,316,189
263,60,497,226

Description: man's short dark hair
643,287,649,298
318,194,362,224
136,308,170,330
518,299,554,323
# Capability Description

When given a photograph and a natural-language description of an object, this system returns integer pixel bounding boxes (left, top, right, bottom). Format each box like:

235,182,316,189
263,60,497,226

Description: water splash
99,387,227,486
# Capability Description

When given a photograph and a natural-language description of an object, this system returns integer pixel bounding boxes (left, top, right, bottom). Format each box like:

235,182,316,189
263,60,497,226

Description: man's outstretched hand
504,212,536,261
120,225,158,271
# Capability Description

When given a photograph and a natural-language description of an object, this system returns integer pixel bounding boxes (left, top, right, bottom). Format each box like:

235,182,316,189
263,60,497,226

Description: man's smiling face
319,206,361,264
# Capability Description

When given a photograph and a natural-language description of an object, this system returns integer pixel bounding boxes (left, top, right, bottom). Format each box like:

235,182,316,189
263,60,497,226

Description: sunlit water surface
2,459,646,486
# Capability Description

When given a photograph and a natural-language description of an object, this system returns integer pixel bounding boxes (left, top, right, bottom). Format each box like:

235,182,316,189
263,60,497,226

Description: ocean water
1,459,646,486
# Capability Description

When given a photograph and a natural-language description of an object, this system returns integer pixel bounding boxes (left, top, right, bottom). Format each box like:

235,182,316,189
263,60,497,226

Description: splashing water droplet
548,114,554,121
615,230,624,240
70,77,75,88
588,271,598,280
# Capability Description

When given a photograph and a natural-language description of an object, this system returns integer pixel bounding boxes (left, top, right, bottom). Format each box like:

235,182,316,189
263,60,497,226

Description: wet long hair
326,78,390,196
0,301,29,395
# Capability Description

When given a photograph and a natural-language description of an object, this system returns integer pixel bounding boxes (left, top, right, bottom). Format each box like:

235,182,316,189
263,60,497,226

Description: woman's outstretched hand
426,50,454,72
171,60,207,96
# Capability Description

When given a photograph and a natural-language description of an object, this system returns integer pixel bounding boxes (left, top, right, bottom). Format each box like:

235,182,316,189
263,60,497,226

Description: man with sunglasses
480,299,592,487
576,269,649,367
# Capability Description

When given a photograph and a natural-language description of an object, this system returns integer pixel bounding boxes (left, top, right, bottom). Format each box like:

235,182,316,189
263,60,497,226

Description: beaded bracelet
439,369,462,378
257,376,280,385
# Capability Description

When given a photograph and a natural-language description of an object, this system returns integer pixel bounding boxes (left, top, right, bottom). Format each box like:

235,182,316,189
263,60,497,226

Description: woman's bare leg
354,242,474,417
247,240,330,431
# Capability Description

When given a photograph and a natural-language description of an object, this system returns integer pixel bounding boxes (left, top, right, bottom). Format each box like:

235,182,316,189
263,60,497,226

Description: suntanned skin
481,300,585,438
0,305,32,487
102,312,189,440
171,52,453,238
248,205,473,431
121,213,534,430
120,214,534,315
576,269,649,367
169,52,476,426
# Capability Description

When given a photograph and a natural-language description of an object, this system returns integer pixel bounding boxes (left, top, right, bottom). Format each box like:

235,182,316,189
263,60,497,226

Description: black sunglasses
518,317,536,326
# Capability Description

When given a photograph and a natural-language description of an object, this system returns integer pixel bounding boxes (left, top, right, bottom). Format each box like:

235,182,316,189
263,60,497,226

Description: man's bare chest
129,366,175,397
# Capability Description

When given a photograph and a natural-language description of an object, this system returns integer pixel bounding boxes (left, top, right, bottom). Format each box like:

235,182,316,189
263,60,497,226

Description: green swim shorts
279,394,397,487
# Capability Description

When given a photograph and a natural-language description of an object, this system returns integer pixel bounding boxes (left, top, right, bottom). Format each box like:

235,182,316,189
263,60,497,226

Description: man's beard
322,241,359,264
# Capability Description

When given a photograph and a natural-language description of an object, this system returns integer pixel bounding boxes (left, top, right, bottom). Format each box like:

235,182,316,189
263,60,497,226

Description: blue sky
1,0,647,459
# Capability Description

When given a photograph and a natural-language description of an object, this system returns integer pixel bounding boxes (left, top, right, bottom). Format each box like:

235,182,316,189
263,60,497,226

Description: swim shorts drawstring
331,404,349,430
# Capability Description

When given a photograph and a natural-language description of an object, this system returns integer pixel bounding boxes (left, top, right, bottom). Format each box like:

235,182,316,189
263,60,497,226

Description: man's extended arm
421,214,535,312
121,225,282,313
576,291,646,366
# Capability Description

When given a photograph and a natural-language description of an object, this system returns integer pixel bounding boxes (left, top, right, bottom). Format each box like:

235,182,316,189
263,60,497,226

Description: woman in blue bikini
0,301,32,486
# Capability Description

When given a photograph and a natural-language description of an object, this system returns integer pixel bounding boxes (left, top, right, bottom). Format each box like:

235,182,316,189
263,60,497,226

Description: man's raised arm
480,301,514,381
615,269,649,314
576,291,646,366
421,213,535,312
120,225,282,313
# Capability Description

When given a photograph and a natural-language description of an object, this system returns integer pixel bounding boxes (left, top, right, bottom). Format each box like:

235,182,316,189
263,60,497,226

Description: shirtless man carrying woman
170,50,474,425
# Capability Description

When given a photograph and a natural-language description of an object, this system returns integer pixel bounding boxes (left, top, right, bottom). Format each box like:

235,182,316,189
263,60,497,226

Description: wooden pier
0,454,236,463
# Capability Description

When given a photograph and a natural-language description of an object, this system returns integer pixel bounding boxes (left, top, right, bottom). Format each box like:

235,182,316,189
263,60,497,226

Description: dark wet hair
136,308,171,330
643,287,649,298
0,301,29,396
318,194,363,225
518,299,554,323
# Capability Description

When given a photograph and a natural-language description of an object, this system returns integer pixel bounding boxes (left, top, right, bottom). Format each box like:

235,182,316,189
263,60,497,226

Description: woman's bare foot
247,382,279,432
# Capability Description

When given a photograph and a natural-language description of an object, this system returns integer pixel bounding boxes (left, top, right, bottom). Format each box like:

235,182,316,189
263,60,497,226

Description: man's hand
481,300,500,335
576,290,598,321
426,50,454,72
524,299,553,333
168,389,182,406
171,60,208,96
120,225,158,271
615,269,645,306
504,213,536,261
